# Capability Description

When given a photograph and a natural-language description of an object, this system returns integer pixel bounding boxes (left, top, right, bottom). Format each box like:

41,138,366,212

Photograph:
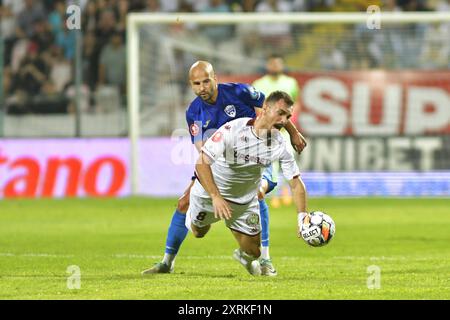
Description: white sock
261,246,270,260
162,253,176,266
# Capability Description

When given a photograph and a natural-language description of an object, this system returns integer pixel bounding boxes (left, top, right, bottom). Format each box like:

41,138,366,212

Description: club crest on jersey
224,105,236,118
246,213,260,226
190,123,200,136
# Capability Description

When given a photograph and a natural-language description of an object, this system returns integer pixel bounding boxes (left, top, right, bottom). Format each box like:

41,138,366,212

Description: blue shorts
262,165,277,194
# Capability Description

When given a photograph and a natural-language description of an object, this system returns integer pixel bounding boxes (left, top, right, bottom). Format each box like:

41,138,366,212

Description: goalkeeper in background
253,54,302,211
142,61,306,276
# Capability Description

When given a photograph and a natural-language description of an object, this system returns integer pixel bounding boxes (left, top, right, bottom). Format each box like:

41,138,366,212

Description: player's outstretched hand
297,212,308,238
290,131,307,154
212,195,233,220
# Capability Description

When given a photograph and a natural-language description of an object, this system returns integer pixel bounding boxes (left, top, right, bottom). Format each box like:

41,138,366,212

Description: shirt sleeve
279,140,301,181
186,109,202,144
236,83,265,108
201,124,231,162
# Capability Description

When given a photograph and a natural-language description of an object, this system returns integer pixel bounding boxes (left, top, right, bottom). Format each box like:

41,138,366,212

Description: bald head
189,61,215,80
189,61,218,104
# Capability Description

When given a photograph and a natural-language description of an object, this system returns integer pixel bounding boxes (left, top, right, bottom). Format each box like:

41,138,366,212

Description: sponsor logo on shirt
233,150,270,166
224,105,236,118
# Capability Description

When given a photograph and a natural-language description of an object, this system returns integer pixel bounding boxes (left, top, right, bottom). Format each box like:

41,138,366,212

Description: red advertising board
219,71,450,136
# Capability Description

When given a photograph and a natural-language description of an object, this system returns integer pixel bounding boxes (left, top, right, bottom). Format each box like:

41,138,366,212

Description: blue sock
259,199,270,247
165,210,188,255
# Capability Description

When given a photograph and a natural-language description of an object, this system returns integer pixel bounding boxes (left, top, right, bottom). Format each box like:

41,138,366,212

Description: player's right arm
195,152,232,220
195,127,233,220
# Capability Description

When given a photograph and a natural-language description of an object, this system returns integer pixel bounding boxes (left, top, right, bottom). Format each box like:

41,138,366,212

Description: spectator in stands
234,0,266,65
0,4,15,38
95,9,117,53
384,0,403,11
201,0,233,46
2,66,13,99
44,46,72,93
31,18,54,53
98,31,126,97
16,0,46,37
1,0,24,16
319,41,346,70
256,0,294,55
144,0,160,12
55,21,76,60
0,3,17,66
82,1,99,33
420,21,450,69
48,0,66,37
7,42,48,114
116,0,130,33
13,42,48,97
82,31,99,92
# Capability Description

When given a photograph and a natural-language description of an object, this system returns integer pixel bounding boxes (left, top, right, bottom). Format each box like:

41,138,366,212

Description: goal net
127,12,450,196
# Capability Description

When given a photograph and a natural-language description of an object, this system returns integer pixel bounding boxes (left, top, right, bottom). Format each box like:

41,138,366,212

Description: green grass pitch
0,197,449,300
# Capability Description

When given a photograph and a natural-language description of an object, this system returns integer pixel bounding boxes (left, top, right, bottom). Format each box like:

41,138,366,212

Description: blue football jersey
186,83,265,143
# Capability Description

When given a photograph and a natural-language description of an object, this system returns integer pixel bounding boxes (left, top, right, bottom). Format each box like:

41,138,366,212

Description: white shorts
186,194,261,236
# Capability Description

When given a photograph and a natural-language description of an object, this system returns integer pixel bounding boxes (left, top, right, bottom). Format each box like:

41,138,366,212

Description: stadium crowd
0,0,449,115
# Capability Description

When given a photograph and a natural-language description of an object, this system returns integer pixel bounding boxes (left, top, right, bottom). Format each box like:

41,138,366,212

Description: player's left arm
288,176,308,238
284,121,307,154
245,82,306,154
279,139,308,237
286,79,307,154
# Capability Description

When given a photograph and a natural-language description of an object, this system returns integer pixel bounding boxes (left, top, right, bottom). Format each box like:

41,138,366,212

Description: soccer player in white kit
187,91,308,275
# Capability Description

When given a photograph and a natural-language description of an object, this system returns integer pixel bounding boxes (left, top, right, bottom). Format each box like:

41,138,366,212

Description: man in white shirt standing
187,91,308,275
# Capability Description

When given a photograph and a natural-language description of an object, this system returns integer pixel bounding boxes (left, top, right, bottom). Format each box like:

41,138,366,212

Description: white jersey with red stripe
192,117,300,204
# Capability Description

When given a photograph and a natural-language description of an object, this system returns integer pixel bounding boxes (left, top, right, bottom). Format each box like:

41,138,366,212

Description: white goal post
127,12,450,196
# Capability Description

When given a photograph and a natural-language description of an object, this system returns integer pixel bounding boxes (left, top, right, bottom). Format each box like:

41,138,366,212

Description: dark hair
266,90,294,107
268,53,284,60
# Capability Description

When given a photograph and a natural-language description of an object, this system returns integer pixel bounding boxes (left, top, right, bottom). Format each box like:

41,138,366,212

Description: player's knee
192,225,210,238
177,197,189,213
257,190,265,200
193,232,205,238
258,180,268,200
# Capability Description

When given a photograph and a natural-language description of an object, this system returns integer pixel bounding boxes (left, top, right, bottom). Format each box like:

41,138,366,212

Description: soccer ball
299,211,335,247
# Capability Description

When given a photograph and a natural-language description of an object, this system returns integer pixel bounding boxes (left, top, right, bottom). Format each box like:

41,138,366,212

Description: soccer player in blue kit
142,61,306,276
